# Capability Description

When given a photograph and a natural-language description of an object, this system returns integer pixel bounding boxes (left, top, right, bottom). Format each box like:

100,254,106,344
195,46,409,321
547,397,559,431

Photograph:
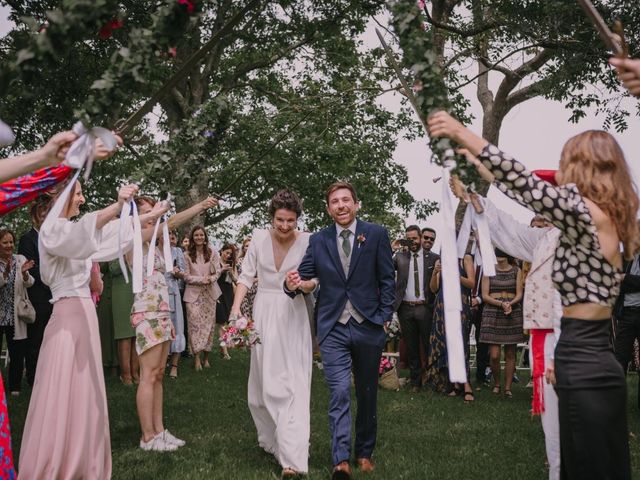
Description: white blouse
39,212,134,302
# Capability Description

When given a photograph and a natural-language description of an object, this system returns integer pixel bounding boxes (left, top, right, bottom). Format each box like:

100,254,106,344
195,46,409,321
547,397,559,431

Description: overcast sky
1,6,638,250
367,21,640,252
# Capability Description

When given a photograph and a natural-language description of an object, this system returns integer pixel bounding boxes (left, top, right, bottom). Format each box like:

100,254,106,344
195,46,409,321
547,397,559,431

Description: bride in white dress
230,190,316,477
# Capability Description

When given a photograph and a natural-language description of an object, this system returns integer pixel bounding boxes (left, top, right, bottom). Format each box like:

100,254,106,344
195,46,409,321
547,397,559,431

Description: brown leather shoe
332,461,352,480
357,458,375,473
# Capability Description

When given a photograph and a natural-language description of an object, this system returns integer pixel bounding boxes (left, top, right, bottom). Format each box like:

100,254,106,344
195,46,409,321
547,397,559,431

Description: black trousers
471,305,489,383
25,301,52,386
555,317,630,480
0,325,28,392
397,302,432,387
614,306,640,410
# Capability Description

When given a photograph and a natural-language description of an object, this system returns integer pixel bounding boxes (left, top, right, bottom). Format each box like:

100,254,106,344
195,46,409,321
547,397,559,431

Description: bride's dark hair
268,189,302,219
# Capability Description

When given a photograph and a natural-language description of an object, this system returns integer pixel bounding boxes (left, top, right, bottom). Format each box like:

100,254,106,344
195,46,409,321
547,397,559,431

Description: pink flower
99,18,124,40
357,234,366,249
167,46,177,58
235,317,248,330
131,312,145,327
159,300,170,311
417,0,426,9
177,0,195,14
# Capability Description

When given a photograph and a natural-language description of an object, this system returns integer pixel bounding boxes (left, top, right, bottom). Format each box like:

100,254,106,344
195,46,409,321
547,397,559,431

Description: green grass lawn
6,352,640,479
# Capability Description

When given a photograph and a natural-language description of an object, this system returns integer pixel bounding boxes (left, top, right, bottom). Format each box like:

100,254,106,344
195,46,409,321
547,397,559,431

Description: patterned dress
479,265,525,345
184,250,221,354
238,256,258,320
425,260,472,393
0,376,15,479
131,248,173,355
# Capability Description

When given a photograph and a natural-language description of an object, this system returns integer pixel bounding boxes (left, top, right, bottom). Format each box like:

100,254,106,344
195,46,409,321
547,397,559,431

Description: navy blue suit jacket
295,220,395,345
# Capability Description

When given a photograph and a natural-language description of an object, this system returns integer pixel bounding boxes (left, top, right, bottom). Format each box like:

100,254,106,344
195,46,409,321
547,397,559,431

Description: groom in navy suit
285,182,395,479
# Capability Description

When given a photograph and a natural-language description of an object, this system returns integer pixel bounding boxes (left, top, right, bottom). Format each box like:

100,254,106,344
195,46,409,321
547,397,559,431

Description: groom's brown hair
325,181,358,204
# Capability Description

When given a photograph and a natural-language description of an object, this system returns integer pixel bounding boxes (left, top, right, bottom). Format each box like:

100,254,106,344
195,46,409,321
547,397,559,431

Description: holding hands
285,270,303,292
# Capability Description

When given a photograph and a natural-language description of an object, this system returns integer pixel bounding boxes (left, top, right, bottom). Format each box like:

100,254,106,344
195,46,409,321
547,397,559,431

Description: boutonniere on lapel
357,234,366,249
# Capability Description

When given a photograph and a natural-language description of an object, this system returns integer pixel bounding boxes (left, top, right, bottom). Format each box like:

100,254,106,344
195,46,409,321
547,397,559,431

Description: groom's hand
285,270,302,292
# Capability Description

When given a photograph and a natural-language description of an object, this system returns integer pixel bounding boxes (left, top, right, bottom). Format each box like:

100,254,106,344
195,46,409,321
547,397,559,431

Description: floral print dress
131,247,173,355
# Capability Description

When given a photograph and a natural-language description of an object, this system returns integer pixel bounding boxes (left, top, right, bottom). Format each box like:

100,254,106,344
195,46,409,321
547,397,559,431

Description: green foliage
389,0,481,188
6,353,640,478
0,0,199,126
0,0,433,236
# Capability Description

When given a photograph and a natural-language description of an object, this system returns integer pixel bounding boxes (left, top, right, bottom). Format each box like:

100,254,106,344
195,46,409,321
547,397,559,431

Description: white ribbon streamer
456,200,497,277
119,200,143,293
41,168,81,231
64,121,118,180
0,119,15,147
146,196,172,277
440,160,467,384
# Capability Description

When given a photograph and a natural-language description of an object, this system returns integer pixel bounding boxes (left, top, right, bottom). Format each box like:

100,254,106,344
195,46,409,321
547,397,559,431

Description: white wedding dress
237,229,313,473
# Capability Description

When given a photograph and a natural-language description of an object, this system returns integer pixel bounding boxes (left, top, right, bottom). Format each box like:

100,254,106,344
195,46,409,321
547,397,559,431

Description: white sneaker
140,433,178,452
163,429,186,447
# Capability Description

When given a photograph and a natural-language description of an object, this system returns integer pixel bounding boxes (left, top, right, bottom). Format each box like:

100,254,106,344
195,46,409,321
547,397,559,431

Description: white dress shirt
403,249,425,302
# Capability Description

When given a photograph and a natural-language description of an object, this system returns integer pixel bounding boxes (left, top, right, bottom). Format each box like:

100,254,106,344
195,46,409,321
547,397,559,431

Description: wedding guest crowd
0,51,639,480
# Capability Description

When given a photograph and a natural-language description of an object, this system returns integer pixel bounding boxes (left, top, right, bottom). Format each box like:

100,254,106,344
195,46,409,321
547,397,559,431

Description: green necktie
413,253,420,298
340,230,352,258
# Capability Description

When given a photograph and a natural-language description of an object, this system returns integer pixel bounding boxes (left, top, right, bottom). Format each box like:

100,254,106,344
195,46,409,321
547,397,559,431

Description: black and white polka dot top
479,143,621,308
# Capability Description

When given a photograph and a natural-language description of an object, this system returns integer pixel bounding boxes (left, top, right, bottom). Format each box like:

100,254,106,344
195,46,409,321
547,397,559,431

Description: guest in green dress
97,260,139,384
97,263,118,373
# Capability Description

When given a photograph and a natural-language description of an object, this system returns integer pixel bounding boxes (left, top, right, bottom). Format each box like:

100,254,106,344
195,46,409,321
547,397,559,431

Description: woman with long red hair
428,112,639,480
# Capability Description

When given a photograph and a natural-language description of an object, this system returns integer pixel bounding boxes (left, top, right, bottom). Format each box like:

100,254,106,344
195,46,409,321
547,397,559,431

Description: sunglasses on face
423,236,435,241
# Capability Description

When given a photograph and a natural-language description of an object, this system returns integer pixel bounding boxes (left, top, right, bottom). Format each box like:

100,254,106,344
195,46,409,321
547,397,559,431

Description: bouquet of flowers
385,313,401,341
379,356,394,376
378,355,400,391
220,314,260,349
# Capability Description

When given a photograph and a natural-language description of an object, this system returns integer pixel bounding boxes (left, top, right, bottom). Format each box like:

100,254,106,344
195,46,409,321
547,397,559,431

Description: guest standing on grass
97,259,139,384
451,173,563,480
231,189,313,478
0,229,35,396
479,248,524,398
18,199,52,389
428,110,639,480
165,230,187,379
184,225,224,370
216,243,237,360
393,225,439,393
19,181,167,479
425,255,475,402
132,195,218,452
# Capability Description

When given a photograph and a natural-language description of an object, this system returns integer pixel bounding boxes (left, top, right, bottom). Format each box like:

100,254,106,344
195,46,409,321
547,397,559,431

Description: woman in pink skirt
18,181,168,480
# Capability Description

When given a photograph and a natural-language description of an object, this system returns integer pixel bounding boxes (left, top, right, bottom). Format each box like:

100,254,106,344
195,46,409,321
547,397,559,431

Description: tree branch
228,35,315,86
423,7,502,38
